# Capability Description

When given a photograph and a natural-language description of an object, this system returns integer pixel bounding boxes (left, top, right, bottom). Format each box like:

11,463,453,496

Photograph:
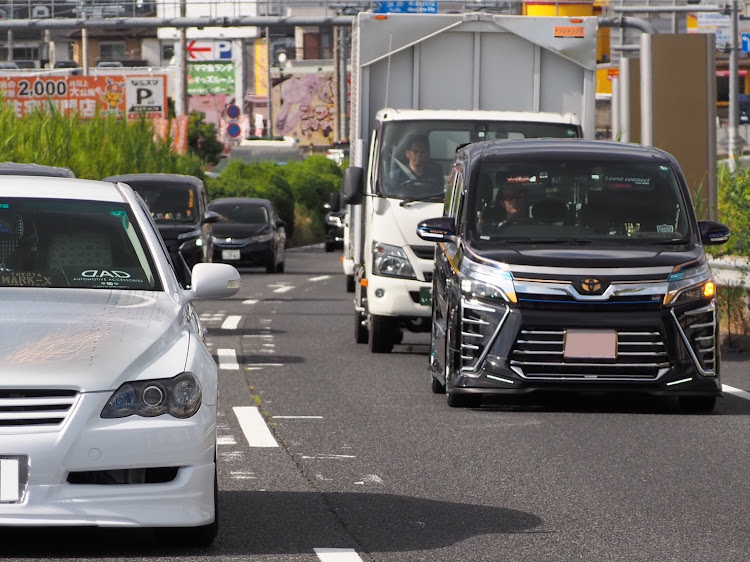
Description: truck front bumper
366,275,432,318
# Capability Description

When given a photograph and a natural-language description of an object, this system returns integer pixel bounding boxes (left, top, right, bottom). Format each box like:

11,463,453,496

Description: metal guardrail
710,257,750,288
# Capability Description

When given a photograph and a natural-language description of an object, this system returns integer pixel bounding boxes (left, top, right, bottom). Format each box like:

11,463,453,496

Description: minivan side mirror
417,217,457,243
203,210,221,224
342,166,364,205
698,220,731,245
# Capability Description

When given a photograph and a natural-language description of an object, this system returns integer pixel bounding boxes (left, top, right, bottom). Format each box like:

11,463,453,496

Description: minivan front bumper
447,297,721,398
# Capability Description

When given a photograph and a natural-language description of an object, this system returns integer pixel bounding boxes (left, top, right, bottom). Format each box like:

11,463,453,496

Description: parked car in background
0,162,75,177
0,175,240,545
324,192,345,252
103,173,219,287
209,197,286,273
419,139,730,411
325,142,349,166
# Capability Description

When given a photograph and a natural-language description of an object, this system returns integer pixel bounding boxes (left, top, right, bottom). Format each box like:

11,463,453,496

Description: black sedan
209,197,286,273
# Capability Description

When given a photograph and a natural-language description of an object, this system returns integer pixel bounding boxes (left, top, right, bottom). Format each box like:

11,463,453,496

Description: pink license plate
564,329,617,360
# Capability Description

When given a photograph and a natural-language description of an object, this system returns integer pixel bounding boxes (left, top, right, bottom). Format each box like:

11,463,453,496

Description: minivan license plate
222,249,240,261
0,458,20,502
564,329,617,360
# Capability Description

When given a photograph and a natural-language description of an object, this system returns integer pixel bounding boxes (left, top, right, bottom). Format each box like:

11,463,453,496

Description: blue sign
742,33,750,53
215,40,233,60
374,1,438,13
226,123,241,138
225,104,241,120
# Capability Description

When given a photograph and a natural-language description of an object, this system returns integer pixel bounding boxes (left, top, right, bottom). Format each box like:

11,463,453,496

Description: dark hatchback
0,162,75,177
418,139,730,412
103,173,218,285
209,197,286,273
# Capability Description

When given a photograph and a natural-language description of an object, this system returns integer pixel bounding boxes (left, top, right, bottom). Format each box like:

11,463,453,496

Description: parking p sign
125,76,167,120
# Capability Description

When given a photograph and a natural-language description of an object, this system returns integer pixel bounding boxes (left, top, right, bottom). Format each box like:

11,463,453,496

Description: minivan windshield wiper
642,237,690,245
399,193,445,207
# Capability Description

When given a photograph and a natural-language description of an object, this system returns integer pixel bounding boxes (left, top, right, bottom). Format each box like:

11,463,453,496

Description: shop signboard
0,75,167,119
187,62,235,95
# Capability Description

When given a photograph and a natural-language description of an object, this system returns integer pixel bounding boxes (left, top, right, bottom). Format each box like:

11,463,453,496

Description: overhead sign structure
0,75,167,119
186,39,232,61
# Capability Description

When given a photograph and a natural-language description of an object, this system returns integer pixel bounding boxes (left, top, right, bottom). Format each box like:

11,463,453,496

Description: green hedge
709,166,750,258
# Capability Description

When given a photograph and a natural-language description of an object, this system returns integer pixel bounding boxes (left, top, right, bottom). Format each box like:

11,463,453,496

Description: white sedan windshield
0,198,160,289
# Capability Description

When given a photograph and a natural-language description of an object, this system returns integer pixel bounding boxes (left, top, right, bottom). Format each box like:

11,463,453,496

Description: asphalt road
4,245,750,561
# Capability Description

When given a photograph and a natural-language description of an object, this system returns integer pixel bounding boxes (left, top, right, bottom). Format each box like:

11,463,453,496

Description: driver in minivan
388,133,444,194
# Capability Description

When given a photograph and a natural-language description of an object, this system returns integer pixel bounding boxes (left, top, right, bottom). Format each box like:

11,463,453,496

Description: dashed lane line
217,349,239,370
233,406,278,447
242,299,259,305
314,548,364,562
723,384,750,401
273,285,295,294
221,315,242,330
309,275,331,282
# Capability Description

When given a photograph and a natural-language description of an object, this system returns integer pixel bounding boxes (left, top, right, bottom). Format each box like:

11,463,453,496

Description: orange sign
607,68,620,81
0,75,167,119
553,25,585,38
153,115,190,155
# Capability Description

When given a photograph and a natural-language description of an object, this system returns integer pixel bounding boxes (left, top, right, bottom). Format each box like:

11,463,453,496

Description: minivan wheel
354,310,368,344
679,395,717,413
369,315,395,353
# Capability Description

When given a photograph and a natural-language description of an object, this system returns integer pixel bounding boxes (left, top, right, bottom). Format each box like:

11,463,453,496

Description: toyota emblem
580,278,603,294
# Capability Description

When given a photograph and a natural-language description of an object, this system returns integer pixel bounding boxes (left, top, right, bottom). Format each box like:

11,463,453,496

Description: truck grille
410,245,435,260
510,328,669,380
0,389,79,426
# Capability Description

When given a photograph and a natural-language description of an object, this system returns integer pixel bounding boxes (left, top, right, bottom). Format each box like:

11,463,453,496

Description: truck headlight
459,258,517,303
101,372,202,419
372,240,416,279
664,260,714,306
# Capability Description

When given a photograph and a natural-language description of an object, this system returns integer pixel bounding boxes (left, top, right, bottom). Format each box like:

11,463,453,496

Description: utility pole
728,0,740,168
177,0,187,116
338,24,348,142
266,26,273,139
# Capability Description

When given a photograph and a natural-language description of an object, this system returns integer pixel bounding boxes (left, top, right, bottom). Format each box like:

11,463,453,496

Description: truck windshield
379,120,580,200
468,158,691,245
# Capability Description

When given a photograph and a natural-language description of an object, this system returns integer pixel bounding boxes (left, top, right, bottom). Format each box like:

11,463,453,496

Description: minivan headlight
101,372,202,419
372,240,416,279
664,260,714,306
460,258,517,303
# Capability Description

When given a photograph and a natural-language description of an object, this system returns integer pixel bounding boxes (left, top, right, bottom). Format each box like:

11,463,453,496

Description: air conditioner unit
31,5,51,18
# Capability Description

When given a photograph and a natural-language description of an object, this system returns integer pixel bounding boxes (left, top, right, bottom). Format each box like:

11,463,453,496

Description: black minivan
417,139,730,412
104,173,219,286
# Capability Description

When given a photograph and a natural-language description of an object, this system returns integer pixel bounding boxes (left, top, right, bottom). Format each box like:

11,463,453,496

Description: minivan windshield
468,158,691,245
379,120,580,201
210,202,269,224
127,181,198,224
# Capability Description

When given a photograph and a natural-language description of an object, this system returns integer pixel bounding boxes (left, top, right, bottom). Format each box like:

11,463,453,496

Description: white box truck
341,12,598,353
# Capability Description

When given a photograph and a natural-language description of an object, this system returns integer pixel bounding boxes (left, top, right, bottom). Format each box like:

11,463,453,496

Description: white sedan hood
0,289,189,392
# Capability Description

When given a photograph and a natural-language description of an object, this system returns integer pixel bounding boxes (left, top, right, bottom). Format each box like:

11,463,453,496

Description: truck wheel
346,275,355,293
354,310,368,344
325,241,335,252
369,315,395,353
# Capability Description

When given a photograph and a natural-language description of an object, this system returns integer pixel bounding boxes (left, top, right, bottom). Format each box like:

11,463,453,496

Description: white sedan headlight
101,372,202,419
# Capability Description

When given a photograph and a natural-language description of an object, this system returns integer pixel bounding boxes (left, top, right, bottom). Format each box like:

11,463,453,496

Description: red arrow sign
187,40,212,60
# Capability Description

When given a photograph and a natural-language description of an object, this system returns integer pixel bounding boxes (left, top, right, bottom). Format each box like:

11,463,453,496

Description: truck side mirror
417,217,457,243
698,220,731,245
342,166,364,205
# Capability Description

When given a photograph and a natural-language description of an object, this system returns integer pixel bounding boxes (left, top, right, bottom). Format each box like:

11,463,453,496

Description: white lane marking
221,315,242,330
314,548,364,562
273,285,294,294
246,363,284,367
233,407,278,447
272,415,324,419
243,299,259,305
301,454,356,460
723,384,750,400
230,471,257,480
218,349,239,370
309,275,331,282
217,436,237,445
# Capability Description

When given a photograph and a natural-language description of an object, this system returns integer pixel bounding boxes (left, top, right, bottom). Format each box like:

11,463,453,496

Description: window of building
99,41,126,61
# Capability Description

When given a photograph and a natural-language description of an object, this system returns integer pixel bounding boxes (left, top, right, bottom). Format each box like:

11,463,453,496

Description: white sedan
0,176,240,546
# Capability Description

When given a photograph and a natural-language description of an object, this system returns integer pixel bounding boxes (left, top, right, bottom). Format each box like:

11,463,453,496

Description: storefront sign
187,62,235,95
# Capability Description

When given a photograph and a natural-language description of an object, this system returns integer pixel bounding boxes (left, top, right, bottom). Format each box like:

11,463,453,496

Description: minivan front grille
459,300,509,371
673,303,716,375
0,389,79,426
510,328,669,380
